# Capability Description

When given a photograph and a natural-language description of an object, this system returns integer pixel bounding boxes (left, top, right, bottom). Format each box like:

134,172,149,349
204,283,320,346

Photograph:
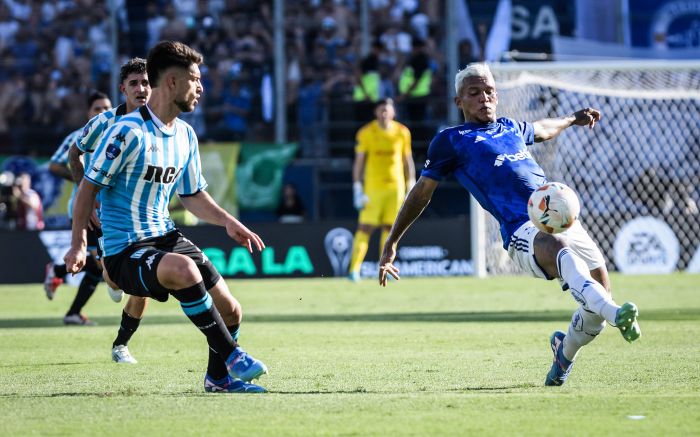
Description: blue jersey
421,117,546,248
50,129,82,218
85,106,207,256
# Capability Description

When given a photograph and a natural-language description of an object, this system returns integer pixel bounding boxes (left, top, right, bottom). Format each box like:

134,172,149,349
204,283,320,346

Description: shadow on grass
0,307,698,329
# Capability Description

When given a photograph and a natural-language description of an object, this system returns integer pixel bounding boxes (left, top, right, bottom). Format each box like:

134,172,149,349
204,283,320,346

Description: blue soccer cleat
545,330,575,386
204,374,267,393
226,347,268,382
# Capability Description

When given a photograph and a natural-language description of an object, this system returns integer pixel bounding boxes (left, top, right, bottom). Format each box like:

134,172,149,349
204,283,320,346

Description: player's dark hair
119,57,147,83
375,97,394,109
146,41,203,87
87,90,109,107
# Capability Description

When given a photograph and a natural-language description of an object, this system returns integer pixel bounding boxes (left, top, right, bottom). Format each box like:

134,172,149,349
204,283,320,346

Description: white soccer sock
562,307,606,362
556,248,620,325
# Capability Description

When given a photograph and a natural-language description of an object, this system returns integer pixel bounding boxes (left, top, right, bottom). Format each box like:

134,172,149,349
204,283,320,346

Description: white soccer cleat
112,345,137,364
107,285,124,303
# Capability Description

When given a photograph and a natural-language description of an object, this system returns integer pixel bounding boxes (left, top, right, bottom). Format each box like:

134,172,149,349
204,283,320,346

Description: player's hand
572,108,601,129
378,243,399,286
64,247,86,274
353,182,368,210
225,219,265,253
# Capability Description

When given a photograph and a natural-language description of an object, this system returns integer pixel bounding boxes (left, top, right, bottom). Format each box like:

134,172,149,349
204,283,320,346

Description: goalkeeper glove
353,182,369,210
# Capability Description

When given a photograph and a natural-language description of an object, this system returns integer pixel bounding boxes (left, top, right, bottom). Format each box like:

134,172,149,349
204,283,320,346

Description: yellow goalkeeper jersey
355,120,412,192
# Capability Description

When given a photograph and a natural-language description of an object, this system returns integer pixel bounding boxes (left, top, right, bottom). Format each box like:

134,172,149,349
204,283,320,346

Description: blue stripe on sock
180,294,209,308
180,293,213,316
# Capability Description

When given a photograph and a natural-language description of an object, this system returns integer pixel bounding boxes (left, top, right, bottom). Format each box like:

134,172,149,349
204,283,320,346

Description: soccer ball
527,182,580,234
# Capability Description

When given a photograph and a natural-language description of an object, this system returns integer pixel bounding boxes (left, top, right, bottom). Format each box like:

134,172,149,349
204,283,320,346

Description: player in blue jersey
45,90,112,326
64,41,268,393
69,58,151,364
378,63,641,387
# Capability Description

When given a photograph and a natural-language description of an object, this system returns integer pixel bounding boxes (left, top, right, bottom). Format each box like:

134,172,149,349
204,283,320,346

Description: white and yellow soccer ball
527,182,581,234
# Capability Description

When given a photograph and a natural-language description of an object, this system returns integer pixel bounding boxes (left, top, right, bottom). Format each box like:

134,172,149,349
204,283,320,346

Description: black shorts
103,229,221,302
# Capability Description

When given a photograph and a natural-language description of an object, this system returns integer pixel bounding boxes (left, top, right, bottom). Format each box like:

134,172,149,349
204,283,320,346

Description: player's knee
536,232,568,254
160,255,201,288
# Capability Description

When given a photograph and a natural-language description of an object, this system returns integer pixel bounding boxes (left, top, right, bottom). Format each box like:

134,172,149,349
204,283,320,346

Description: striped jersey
50,128,82,218
422,117,545,249
85,105,207,256
78,103,129,171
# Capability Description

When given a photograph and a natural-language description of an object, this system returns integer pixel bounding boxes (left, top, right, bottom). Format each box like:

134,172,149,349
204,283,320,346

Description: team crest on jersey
82,124,91,137
105,144,121,160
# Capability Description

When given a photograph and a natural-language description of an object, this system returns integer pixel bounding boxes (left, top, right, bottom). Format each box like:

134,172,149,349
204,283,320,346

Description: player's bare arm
179,190,265,253
64,180,102,273
68,145,85,186
68,144,100,229
403,152,416,189
532,107,601,142
48,161,73,182
379,176,439,286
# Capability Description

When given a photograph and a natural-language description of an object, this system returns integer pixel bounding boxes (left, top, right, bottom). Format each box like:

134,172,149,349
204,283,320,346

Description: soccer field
0,275,698,436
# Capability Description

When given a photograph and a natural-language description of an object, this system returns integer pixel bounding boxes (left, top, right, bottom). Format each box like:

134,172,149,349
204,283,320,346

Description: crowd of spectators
0,0,452,158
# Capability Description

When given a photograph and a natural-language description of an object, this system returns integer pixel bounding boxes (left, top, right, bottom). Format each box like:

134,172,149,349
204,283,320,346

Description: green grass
1,274,699,436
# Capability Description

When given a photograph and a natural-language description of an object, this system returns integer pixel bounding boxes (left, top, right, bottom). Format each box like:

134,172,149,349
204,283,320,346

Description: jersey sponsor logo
424,159,431,168
474,135,486,142
91,166,113,180
493,149,532,167
143,165,183,184
457,129,471,135
105,144,121,160
148,143,159,152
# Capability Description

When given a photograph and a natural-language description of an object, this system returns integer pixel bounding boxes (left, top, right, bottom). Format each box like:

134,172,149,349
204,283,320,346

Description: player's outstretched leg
615,302,641,342
204,374,267,393
556,248,642,342
545,331,575,386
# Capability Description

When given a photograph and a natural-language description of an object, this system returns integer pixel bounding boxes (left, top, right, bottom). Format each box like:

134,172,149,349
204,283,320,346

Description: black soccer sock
207,324,240,380
171,282,235,361
53,264,68,279
82,255,102,277
66,273,100,316
113,310,142,347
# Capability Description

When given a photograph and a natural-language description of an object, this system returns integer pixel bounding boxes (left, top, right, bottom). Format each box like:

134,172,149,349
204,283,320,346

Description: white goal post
471,60,700,277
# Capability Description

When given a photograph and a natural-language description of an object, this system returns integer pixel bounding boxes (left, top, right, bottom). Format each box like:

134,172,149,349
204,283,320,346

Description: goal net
478,61,700,275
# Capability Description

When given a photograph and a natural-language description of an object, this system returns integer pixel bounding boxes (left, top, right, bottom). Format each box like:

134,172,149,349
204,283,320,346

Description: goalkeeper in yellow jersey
349,98,415,281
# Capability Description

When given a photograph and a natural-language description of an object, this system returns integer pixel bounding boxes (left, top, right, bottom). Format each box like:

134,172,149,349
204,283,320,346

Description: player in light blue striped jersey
65,41,268,393
45,91,112,326
69,58,151,364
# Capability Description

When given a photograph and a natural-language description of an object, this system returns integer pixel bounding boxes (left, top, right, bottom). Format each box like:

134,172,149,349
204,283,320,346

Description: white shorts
507,220,606,280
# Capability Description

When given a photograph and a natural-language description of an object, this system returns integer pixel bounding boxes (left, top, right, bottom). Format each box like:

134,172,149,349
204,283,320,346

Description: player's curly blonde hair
454,63,494,95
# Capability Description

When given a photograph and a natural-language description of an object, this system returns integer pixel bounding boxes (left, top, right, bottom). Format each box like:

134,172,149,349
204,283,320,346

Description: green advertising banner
198,142,241,217
236,143,297,210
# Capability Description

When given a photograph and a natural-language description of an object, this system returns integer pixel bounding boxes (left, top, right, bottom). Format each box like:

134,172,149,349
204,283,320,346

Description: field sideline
1,274,698,436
